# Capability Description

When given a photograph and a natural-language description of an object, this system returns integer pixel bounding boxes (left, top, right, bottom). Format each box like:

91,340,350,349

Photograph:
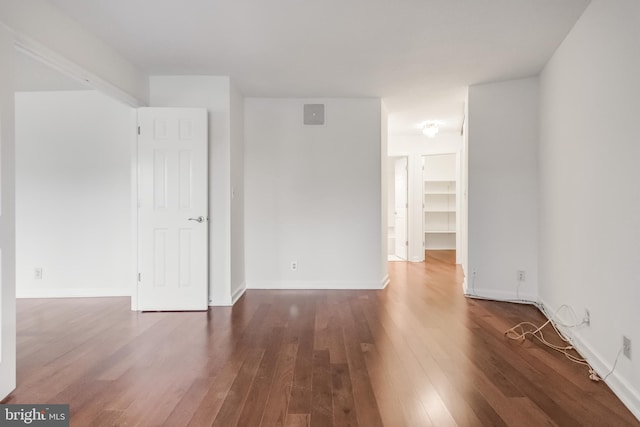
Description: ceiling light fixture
422,123,439,138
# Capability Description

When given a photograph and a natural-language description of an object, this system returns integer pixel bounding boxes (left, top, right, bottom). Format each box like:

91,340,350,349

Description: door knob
188,216,205,223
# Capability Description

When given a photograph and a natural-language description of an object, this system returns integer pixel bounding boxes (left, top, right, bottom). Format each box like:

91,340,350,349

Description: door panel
138,108,208,311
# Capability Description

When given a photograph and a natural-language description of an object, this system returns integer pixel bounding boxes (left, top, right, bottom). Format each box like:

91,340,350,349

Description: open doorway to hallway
387,156,408,261
386,130,465,267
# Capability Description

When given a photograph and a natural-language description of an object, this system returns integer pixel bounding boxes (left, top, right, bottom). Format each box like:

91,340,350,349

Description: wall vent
303,104,324,125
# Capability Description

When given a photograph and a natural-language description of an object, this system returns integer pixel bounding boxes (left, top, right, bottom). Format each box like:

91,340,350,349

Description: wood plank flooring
4,250,638,426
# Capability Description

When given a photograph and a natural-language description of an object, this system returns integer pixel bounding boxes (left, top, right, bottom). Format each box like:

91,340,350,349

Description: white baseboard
247,279,387,290
464,288,537,303
573,338,640,421
464,292,640,419
208,282,247,307
231,283,246,304
538,298,640,421
17,287,131,298
380,274,390,289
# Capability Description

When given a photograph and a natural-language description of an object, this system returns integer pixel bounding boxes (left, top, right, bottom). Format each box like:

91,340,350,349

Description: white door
137,108,208,311
394,157,408,260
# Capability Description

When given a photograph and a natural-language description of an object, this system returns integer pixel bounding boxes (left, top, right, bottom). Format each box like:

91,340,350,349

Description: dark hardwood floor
5,251,638,426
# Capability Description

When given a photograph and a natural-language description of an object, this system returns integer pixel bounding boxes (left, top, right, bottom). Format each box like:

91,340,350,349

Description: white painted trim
455,150,462,264
0,22,17,399
464,289,537,304
208,285,246,307
461,266,468,293
574,338,640,421
11,32,144,108
381,274,390,289
230,283,246,304
247,280,387,290
209,299,232,307
538,298,640,421
130,110,139,311
462,292,640,420
17,288,131,298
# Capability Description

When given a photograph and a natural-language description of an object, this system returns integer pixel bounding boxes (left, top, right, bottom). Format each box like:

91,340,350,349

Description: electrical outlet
583,309,590,326
34,267,43,280
517,270,526,281
623,336,632,359
291,261,298,271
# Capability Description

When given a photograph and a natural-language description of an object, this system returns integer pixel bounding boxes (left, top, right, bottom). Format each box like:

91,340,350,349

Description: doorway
422,153,457,264
387,156,408,261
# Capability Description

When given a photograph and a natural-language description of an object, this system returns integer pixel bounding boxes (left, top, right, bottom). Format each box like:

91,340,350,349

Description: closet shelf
423,155,457,251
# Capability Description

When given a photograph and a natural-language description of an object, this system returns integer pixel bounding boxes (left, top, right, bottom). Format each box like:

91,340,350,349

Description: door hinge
405,241,409,246
138,273,141,282
137,126,141,135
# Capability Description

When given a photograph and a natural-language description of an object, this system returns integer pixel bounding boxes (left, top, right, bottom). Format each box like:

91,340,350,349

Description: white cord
538,304,585,329
599,346,624,382
468,294,616,383
502,302,597,380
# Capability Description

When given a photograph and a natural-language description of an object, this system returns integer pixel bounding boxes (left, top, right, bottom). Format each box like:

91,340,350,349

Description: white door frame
0,23,17,400
390,156,409,260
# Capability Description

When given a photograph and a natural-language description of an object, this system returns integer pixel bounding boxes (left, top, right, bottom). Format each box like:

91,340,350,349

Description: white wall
15,91,133,297
423,153,456,180
389,132,462,156
460,97,469,281
380,104,389,282
539,0,640,417
388,132,462,262
229,81,245,303
0,1,147,105
245,98,386,289
467,77,539,301
0,24,17,399
149,76,243,305
386,158,397,255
